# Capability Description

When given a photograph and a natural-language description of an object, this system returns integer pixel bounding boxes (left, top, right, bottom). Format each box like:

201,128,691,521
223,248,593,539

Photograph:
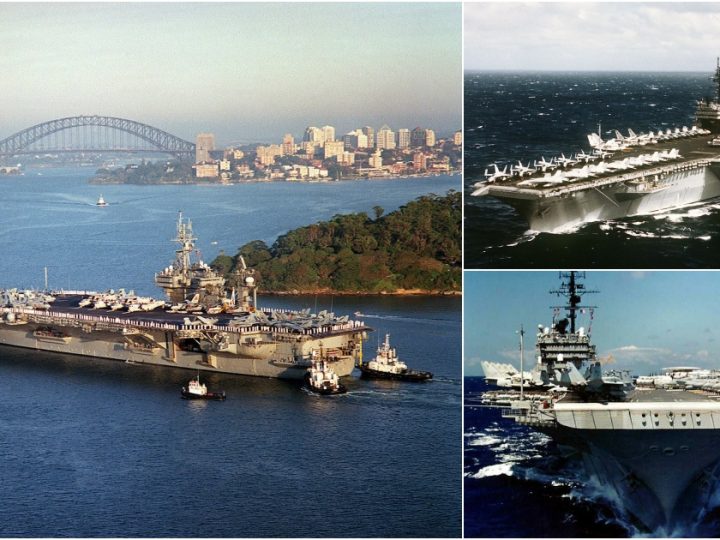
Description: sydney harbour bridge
0,116,196,161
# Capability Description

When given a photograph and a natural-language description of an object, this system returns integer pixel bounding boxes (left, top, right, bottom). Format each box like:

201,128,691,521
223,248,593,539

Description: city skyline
0,3,461,145
465,272,720,377
465,3,720,72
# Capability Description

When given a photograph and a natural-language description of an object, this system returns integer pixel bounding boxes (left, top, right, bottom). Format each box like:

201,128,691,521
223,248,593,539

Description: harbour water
464,71,720,268
0,168,461,537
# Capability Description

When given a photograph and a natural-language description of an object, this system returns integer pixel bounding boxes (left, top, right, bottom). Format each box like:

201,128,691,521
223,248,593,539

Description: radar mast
549,271,597,334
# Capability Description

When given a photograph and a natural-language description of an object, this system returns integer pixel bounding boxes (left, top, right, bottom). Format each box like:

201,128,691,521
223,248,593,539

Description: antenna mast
550,271,597,334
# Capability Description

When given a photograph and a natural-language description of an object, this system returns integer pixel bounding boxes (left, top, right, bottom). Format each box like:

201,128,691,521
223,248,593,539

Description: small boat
96,195,108,207
354,311,364,317
181,375,226,400
358,334,433,382
305,359,347,395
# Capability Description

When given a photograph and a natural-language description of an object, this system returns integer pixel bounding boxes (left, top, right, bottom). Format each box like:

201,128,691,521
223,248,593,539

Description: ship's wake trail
595,198,720,242
465,422,652,536
467,421,720,536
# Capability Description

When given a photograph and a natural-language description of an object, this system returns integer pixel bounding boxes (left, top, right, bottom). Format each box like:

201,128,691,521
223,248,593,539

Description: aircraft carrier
472,59,720,233
480,272,720,532
0,214,368,379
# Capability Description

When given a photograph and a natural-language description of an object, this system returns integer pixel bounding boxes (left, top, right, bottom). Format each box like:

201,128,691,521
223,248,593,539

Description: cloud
602,344,717,372
604,344,674,365
465,3,720,71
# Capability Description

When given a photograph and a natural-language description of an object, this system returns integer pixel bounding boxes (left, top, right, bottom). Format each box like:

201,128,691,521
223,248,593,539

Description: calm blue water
0,169,461,537
464,71,720,268
464,377,720,537
0,167,459,293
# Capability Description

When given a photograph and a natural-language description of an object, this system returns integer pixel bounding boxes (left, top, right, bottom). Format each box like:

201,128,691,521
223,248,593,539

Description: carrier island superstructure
0,214,368,379
480,272,720,532
472,58,720,233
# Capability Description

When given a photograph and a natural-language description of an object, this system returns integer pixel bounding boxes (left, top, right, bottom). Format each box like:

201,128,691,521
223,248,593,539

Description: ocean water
464,377,720,538
0,168,461,537
464,71,720,268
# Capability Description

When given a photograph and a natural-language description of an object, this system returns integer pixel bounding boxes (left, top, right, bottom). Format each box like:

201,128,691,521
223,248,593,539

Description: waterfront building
376,125,396,150
453,130,462,146
219,159,231,172
339,151,355,166
195,133,215,163
413,151,428,171
324,141,345,160
232,148,245,160
398,128,410,149
369,149,383,169
193,162,219,178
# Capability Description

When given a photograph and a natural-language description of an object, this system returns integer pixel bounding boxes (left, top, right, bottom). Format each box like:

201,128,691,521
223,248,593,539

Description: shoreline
89,170,461,186
259,289,461,297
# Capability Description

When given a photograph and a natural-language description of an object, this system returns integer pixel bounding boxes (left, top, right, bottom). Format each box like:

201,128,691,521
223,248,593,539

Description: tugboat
305,358,347,395
181,375,226,400
96,195,108,207
358,334,433,381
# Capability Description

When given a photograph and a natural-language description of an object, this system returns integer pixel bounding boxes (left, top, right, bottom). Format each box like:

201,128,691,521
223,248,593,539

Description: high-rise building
324,141,345,160
303,126,324,144
369,149,383,169
340,151,355,166
362,126,375,148
453,130,462,145
195,133,215,163
410,127,427,148
301,141,317,159
397,128,410,149
413,152,428,171
343,129,368,150
256,144,283,166
425,129,436,147
376,125,396,150
282,133,295,156
321,125,335,143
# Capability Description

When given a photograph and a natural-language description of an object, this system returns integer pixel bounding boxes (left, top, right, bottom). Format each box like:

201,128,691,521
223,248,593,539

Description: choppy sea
464,71,720,268
464,377,720,537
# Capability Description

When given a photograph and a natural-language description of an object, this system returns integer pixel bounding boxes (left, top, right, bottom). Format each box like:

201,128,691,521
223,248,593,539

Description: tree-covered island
211,191,461,295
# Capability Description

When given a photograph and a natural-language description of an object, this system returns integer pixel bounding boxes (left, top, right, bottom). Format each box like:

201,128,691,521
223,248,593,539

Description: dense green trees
212,191,461,294
92,160,193,184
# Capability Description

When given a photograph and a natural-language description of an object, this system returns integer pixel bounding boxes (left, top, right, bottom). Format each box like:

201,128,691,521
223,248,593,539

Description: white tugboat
181,374,226,400
305,357,347,395
358,334,432,381
96,194,108,207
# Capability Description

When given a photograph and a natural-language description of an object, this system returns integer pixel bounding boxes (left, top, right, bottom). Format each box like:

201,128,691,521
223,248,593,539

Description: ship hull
496,164,720,233
358,364,432,381
0,321,357,380
543,425,720,532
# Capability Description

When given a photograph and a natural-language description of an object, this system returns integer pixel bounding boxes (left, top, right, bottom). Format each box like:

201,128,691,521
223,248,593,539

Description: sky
465,271,720,377
465,3,720,72
0,3,461,145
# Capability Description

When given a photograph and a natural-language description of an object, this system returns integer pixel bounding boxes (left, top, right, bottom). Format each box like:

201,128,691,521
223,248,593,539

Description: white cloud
465,3,720,71
602,344,717,372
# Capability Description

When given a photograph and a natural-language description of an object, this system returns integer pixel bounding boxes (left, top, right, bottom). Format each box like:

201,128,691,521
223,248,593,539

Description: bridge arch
0,116,196,159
